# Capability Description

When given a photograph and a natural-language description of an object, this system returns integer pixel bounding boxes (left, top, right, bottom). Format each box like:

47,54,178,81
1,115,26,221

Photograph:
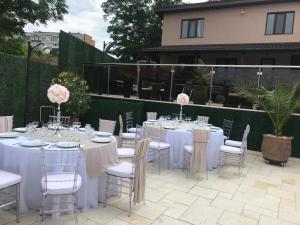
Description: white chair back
99,119,116,133
0,116,13,133
125,112,133,131
41,146,81,193
197,116,209,123
147,112,157,120
144,124,166,143
223,119,233,138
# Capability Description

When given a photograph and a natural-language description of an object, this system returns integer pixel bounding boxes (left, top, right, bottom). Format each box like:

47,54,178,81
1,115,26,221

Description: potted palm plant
192,58,210,104
237,84,300,164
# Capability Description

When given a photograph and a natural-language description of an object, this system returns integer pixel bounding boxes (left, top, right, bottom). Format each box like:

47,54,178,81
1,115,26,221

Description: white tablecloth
0,136,114,213
165,129,224,170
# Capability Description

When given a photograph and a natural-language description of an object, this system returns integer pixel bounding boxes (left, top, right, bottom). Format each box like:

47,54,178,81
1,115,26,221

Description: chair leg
16,183,20,223
158,150,161,175
104,174,108,208
128,179,133,217
74,194,78,225
167,148,170,169
39,193,45,225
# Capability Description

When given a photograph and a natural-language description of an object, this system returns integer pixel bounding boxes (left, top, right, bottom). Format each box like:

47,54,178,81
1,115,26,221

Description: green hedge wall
86,96,300,157
59,31,115,75
0,53,58,126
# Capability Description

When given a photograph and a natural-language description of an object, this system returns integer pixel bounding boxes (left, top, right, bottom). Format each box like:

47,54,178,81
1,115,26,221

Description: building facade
144,0,300,66
25,31,96,51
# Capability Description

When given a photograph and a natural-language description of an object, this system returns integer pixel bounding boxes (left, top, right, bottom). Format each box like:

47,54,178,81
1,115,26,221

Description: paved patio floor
1,150,300,225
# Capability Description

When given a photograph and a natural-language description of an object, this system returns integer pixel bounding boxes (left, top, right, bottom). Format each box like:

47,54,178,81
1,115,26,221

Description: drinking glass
72,121,81,131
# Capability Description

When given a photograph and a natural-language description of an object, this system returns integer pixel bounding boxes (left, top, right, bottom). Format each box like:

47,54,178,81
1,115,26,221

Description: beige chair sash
191,128,211,176
132,138,149,204
0,116,13,133
99,119,116,134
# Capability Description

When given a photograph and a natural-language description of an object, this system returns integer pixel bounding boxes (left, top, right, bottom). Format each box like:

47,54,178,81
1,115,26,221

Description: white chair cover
147,112,157,120
197,116,209,123
191,128,211,177
0,116,13,133
99,119,116,133
133,139,149,204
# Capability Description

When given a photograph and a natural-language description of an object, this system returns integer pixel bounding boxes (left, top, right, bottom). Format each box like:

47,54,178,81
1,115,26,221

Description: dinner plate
56,141,79,148
94,131,112,137
0,132,19,138
78,128,85,132
147,119,157,122
19,139,45,147
91,137,112,143
13,127,27,133
48,125,67,130
163,126,176,130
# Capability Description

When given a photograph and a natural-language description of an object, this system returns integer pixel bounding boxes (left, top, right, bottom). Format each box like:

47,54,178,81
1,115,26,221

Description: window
181,19,204,38
261,58,276,65
216,58,238,65
266,12,294,35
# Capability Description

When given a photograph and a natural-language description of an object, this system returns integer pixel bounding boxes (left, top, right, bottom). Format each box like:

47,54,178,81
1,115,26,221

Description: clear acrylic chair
99,119,116,134
40,106,56,125
0,170,21,223
146,112,157,121
183,128,211,179
197,116,209,123
40,146,82,224
125,112,136,133
144,124,170,174
49,115,71,127
104,138,150,216
118,115,136,148
223,119,233,141
219,125,250,177
117,124,143,159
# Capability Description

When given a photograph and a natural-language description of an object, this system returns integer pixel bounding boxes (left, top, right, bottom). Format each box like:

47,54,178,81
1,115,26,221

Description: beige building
144,0,300,66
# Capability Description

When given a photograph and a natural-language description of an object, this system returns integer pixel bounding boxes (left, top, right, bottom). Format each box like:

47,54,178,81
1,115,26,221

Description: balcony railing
83,63,300,109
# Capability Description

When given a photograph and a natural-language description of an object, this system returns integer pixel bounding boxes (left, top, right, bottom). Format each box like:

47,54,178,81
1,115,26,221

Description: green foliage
237,84,300,136
0,0,68,37
101,0,182,61
52,71,91,118
0,35,27,56
193,58,209,86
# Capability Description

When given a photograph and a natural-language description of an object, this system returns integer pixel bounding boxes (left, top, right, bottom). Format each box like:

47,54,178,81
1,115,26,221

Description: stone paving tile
3,151,300,225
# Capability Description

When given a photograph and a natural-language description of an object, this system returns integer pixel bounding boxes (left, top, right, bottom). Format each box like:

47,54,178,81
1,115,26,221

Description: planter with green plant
237,83,300,164
51,71,91,121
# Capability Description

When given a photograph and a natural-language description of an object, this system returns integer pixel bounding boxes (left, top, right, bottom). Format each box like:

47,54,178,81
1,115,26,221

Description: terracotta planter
261,134,293,164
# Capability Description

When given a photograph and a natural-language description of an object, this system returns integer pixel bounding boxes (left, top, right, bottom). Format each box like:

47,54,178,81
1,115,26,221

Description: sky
24,0,207,49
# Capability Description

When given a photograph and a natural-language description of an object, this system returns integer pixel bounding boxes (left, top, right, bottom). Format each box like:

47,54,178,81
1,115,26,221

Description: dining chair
104,138,150,216
0,116,13,133
223,119,234,141
119,115,136,148
219,125,250,177
49,115,71,127
125,112,137,133
144,124,170,174
99,119,116,134
0,170,21,223
117,124,143,159
183,128,211,178
197,116,209,123
40,106,55,125
146,112,157,121
40,146,82,225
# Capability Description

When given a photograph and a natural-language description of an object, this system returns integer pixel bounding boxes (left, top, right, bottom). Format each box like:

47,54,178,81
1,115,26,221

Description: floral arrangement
47,84,69,104
51,71,90,118
177,93,190,105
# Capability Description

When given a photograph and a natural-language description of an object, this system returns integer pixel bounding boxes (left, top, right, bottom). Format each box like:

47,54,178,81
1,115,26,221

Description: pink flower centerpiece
177,93,189,120
47,84,69,127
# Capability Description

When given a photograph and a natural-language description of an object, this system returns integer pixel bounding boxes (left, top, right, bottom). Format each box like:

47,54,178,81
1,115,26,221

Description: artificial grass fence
85,95,300,158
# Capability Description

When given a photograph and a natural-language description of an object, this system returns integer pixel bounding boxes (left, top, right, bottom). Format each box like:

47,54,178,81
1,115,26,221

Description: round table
0,134,118,213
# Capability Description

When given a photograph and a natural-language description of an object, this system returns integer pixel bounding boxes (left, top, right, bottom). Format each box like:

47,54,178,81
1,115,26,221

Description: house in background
144,0,300,66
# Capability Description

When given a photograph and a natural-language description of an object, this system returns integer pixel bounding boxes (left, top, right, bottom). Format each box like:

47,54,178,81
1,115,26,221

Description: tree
0,36,27,56
101,0,182,61
0,0,68,37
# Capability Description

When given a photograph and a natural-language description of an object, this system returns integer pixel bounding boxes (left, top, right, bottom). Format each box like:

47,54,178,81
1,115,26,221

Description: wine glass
72,121,81,131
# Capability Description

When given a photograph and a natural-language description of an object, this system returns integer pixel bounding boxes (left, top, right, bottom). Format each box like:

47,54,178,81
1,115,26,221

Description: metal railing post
208,67,215,105
257,67,263,89
107,64,111,95
137,64,140,99
169,66,175,102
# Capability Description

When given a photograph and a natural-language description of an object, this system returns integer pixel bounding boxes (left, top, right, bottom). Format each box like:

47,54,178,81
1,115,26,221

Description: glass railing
83,63,300,109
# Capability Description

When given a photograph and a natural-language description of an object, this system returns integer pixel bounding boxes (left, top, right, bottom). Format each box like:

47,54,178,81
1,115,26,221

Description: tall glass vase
179,105,183,121
57,103,61,126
